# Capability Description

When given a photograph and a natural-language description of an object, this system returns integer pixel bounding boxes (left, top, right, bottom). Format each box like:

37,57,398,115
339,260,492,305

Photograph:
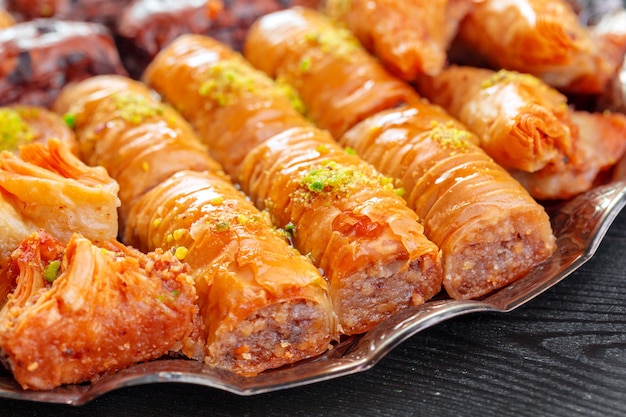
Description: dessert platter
0,0,625,405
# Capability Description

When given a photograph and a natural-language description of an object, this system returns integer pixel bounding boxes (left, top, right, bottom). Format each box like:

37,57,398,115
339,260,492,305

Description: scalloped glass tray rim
1,180,626,406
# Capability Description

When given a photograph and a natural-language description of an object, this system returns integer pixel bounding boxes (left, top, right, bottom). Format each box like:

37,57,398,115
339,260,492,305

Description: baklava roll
53,75,221,229
0,230,201,390
340,103,557,299
243,6,421,138
0,106,77,155
417,66,577,173
323,0,474,79
125,170,337,375
453,0,623,94
142,34,310,179
239,126,443,333
144,34,443,335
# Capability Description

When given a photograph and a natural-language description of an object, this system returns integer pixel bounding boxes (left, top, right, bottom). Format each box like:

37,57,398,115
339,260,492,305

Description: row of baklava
0,0,625,391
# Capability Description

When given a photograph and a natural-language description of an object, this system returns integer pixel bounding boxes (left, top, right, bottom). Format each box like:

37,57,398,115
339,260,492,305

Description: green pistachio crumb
43,260,62,283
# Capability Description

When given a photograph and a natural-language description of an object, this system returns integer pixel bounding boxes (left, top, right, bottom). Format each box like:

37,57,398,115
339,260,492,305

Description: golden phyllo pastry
143,34,443,335
142,36,310,179
125,170,337,375
239,126,443,333
243,7,421,138
0,139,120,272
453,0,625,94
340,103,557,299
244,7,557,298
0,106,78,155
52,75,221,229
0,231,200,390
416,66,577,173
324,0,474,79
54,75,338,376
417,65,626,199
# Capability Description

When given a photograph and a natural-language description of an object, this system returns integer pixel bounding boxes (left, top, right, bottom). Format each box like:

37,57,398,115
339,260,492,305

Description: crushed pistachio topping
198,58,274,106
152,218,163,228
43,260,62,283
316,144,329,154
480,69,541,89
215,221,230,232
299,160,398,197
62,113,76,129
157,289,181,304
111,93,164,124
275,77,306,113
199,210,268,236
345,146,356,155
301,27,360,61
0,108,36,151
430,122,472,152
209,196,224,205
197,55,306,113
284,222,296,234
278,221,297,241
299,56,312,73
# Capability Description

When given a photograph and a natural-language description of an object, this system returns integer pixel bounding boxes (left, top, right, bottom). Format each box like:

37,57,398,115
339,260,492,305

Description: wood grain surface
1,208,625,416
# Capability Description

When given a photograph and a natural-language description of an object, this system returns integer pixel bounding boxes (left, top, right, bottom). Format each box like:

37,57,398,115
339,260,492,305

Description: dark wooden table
1,207,625,416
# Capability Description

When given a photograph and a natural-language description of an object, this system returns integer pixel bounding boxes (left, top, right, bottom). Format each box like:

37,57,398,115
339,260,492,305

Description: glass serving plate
1,179,625,406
